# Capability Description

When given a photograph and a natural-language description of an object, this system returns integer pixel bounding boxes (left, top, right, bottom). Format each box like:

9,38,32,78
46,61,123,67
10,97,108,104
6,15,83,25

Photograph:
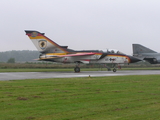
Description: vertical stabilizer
25,30,69,53
132,44,157,54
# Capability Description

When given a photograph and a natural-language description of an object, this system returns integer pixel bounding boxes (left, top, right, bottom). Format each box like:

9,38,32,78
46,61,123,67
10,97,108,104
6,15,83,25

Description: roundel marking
39,40,47,50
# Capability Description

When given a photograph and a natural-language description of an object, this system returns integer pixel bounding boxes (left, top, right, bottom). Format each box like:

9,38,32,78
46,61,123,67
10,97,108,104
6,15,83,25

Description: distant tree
7,58,15,63
0,50,39,62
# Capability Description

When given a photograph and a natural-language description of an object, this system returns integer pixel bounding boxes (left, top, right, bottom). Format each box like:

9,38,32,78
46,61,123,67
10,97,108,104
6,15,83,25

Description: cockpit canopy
99,49,125,54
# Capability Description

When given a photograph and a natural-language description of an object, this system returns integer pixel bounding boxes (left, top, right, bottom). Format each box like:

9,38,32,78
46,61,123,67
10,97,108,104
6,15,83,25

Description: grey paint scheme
132,44,160,64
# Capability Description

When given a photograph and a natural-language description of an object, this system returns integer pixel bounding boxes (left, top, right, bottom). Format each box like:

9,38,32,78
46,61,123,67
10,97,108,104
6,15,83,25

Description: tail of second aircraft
25,30,70,53
132,44,157,55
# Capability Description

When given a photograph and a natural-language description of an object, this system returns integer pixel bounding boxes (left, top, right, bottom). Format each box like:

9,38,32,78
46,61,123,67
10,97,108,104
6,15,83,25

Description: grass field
0,68,104,73
1,62,160,73
1,75,160,120
1,67,160,72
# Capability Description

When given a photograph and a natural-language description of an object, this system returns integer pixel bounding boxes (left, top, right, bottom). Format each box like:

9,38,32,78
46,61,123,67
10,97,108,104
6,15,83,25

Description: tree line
0,50,39,63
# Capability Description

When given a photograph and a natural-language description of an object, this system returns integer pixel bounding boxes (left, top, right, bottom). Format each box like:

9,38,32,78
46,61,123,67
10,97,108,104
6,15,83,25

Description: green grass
1,75,160,120
0,68,102,72
1,67,160,72
0,68,72,72
1,62,160,72
122,67,160,70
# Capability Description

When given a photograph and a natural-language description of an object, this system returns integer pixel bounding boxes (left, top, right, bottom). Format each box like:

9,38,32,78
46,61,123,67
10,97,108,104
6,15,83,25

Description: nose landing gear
100,63,118,72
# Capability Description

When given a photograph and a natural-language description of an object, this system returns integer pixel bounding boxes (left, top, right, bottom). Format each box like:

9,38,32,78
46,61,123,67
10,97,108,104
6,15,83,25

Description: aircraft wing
59,52,95,57
38,52,96,60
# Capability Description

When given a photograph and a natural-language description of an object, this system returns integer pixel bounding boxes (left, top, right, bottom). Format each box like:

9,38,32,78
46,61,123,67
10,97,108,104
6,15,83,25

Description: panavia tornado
25,30,141,72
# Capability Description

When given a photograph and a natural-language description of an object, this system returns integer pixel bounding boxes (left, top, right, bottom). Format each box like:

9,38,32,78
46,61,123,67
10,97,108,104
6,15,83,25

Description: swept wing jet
133,44,160,64
25,30,141,72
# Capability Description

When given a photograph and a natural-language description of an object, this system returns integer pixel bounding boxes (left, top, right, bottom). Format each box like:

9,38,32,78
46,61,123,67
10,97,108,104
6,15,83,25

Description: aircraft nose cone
129,56,141,63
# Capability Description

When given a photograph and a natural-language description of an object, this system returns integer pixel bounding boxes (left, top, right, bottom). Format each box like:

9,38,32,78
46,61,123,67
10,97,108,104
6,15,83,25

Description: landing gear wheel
113,68,117,72
74,67,80,73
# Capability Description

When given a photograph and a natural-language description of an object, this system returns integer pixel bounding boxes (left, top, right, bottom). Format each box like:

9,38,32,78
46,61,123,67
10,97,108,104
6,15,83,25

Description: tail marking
25,30,69,53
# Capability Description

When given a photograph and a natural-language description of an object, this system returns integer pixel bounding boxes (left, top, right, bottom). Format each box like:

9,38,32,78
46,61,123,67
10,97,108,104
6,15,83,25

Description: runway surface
0,70,160,81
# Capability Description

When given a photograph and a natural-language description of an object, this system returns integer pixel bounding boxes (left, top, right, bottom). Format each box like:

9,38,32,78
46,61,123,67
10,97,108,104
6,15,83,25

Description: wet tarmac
0,70,160,81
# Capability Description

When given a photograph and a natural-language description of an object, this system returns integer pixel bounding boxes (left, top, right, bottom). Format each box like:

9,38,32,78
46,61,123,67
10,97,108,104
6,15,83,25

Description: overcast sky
1,0,160,55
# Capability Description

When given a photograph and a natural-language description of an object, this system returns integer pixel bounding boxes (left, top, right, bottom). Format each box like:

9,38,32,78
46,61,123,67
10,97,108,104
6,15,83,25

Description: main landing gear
113,68,117,72
74,62,80,73
74,66,80,73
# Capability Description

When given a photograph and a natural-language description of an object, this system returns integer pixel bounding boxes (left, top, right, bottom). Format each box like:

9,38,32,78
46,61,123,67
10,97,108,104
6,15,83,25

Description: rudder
132,44,157,54
25,30,69,53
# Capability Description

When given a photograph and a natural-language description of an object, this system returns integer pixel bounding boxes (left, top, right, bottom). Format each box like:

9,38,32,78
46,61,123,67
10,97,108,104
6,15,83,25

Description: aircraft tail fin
132,44,157,55
25,30,69,53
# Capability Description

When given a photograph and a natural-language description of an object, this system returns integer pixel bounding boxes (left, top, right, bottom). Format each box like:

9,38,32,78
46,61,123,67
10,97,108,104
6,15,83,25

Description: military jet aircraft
133,44,160,64
25,30,141,72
